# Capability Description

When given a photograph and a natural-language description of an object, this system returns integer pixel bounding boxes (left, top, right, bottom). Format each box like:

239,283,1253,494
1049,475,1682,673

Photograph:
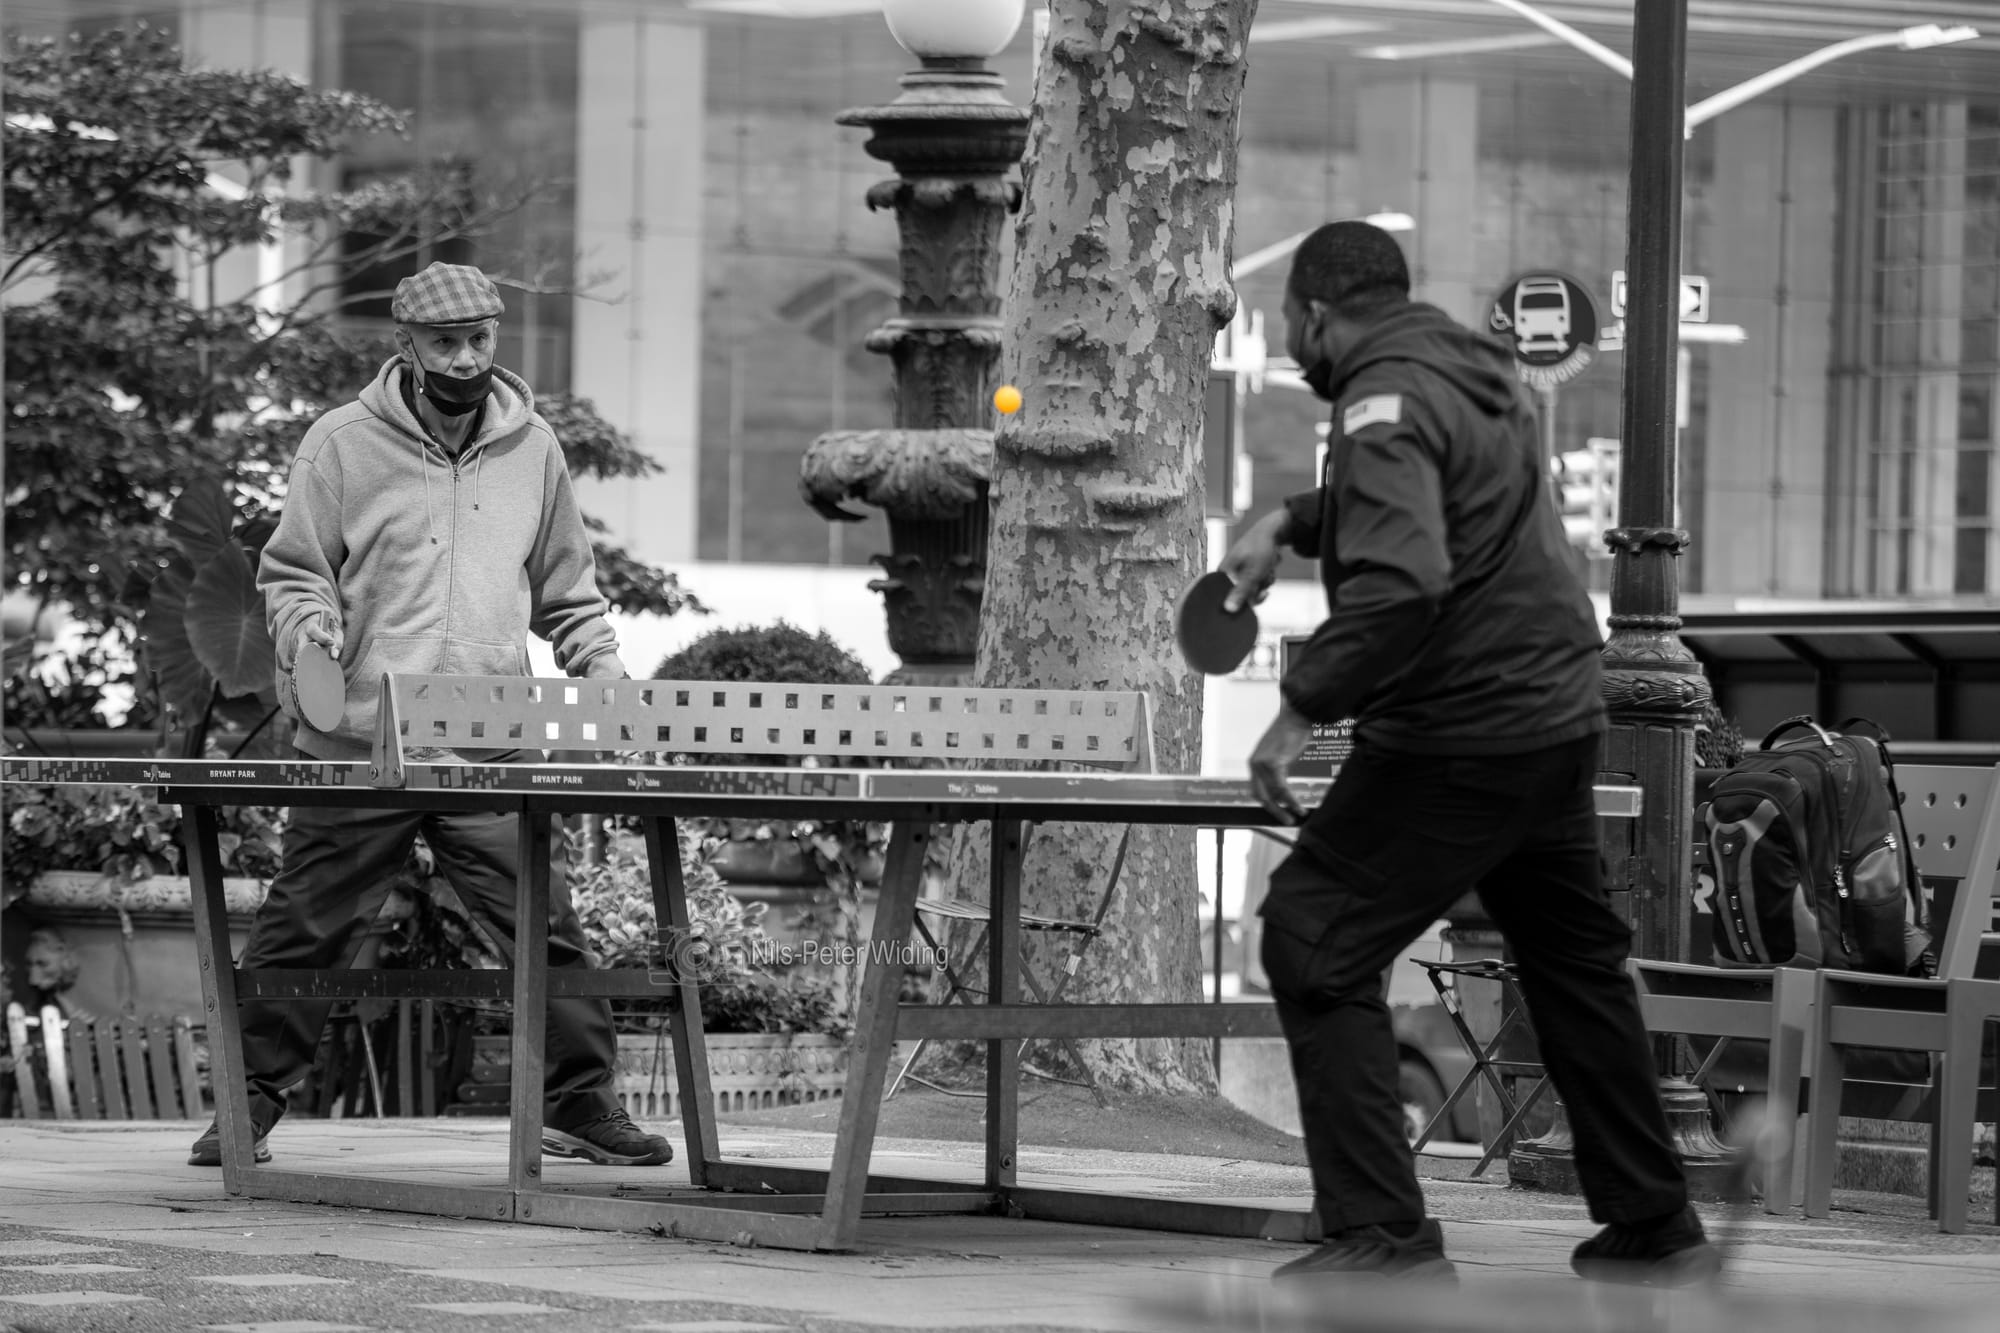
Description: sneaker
187,1113,276,1167
541,1106,674,1166
1571,1205,1724,1287
1272,1219,1457,1282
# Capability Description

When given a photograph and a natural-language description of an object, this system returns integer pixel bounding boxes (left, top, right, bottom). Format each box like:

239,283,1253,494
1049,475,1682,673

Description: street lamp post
1507,0,1743,1198
1486,0,1977,1196
798,0,1030,686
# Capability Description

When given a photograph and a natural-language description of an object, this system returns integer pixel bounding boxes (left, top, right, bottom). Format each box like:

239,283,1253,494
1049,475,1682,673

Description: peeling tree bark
952,0,1260,1094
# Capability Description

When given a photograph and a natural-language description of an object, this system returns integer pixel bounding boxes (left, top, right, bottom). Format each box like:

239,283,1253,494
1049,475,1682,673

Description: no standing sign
1486,271,1601,391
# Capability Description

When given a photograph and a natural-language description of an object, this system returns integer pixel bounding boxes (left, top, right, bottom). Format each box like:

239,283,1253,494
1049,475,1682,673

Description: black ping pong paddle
1175,570,1259,675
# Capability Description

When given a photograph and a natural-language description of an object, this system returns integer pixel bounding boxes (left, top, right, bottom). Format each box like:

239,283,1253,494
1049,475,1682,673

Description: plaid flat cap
391,262,505,326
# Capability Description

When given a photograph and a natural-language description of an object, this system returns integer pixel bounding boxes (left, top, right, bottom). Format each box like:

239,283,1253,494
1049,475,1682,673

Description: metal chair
1631,763,2000,1219
1801,764,2000,1232
889,823,1132,1105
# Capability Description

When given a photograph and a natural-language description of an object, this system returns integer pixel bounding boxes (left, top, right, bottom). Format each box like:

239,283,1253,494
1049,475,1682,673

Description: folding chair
1408,958,1552,1176
889,822,1132,1105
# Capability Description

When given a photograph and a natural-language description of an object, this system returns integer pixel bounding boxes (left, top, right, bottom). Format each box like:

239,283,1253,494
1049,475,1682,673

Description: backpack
1703,715,1930,975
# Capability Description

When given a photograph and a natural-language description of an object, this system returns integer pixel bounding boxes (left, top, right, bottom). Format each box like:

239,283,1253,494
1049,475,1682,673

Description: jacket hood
356,356,535,451
1304,302,1522,417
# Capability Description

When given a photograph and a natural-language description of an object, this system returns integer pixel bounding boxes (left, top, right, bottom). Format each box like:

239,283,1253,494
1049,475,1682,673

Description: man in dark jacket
1220,221,1716,1286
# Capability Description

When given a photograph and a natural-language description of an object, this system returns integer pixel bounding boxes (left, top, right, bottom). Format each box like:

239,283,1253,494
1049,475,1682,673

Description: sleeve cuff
1281,490,1322,557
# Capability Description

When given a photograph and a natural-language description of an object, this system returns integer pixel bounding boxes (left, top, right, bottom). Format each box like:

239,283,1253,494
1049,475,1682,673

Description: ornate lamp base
1507,1078,1749,1202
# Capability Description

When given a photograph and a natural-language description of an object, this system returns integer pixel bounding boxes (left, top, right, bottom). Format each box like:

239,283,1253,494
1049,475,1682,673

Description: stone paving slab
0,1118,1995,1332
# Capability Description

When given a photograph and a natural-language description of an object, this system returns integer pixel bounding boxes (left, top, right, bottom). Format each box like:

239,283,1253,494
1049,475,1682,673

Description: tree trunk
949,0,1259,1094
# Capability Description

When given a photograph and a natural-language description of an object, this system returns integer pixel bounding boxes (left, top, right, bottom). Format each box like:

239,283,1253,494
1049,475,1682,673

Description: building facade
7,0,1998,602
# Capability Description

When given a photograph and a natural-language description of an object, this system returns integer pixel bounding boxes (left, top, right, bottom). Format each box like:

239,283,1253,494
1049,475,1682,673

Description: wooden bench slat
118,1018,155,1118
93,1020,128,1119
145,1015,179,1120
174,1016,205,1119
4,1004,41,1119
67,1018,102,1119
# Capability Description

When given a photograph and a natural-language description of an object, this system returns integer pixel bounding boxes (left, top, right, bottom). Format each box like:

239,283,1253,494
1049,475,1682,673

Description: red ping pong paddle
288,639,347,732
1175,570,1259,675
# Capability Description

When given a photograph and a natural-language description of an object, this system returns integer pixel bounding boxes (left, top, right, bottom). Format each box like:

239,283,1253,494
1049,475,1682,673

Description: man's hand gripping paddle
1175,570,1260,675
289,639,347,732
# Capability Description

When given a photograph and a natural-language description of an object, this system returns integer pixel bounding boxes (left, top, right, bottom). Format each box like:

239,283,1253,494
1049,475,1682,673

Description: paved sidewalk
1,1118,1995,1331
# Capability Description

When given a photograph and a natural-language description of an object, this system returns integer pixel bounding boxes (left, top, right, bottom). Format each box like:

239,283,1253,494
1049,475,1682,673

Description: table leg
644,816,719,1183
185,803,256,1191
510,805,551,1194
820,820,931,1250
986,817,1025,1192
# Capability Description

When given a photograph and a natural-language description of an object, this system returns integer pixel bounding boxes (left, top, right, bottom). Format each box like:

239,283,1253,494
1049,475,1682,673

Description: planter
710,836,884,888
614,1030,850,1119
709,838,824,887
446,1031,919,1120
26,869,266,920
17,872,267,1022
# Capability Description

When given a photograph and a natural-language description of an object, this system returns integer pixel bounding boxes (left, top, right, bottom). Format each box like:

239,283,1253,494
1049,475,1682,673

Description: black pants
236,767,620,1129
1259,735,1687,1232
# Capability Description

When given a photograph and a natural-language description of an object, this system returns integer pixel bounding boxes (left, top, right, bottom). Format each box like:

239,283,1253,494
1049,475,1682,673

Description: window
332,3,580,392
1955,526,1988,593
1842,99,2000,596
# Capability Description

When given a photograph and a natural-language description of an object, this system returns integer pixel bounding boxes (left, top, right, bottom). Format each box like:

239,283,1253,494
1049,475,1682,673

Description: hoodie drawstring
421,444,439,545
472,448,483,512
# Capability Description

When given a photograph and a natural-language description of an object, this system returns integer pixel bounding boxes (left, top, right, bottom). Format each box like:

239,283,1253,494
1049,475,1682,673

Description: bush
653,622,871,687
570,825,764,978
376,821,848,1038
650,623,884,1019
3,784,284,900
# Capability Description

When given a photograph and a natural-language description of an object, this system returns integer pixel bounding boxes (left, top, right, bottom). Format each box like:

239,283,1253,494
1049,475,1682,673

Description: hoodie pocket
309,634,437,745
442,637,529,679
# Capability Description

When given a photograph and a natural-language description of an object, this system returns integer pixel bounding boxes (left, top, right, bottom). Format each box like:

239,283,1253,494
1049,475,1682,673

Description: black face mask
1302,356,1338,402
414,363,493,417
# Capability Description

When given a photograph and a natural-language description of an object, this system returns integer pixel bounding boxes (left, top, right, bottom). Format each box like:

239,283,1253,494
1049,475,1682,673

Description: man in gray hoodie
188,262,672,1170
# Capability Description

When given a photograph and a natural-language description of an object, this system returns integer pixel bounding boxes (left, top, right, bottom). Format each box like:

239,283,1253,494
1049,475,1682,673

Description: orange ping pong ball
993,384,1023,415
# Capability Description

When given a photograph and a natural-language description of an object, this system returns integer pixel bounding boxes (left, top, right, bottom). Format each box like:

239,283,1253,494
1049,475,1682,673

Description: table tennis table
1,673,1643,1251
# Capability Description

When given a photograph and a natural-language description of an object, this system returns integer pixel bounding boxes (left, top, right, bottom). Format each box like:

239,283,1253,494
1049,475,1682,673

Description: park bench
4,1002,203,1121
2,671,1643,1250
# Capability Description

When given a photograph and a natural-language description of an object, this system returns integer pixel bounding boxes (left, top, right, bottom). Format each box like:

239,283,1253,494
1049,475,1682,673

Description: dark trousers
236,779,620,1129
1259,735,1687,1232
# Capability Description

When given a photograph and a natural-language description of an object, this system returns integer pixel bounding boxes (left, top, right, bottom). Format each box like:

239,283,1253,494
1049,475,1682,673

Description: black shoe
187,1113,276,1167
1273,1220,1457,1282
1571,1205,1724,1287
542,1106,674,1166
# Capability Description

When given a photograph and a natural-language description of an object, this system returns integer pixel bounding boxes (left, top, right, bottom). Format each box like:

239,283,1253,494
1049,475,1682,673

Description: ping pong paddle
288,639,347,732
1175,570,1258,675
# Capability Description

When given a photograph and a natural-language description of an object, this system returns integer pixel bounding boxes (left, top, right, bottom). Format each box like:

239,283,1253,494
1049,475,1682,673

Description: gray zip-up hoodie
258,356,629,761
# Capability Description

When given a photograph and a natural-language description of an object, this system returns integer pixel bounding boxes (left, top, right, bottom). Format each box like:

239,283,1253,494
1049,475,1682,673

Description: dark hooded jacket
1277,301,1604,755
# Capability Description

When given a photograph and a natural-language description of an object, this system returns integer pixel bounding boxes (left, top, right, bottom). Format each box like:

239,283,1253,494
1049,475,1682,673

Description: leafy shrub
570,825,763,977
2,784,284,900
651,623,884,1018
375,821,848,1038
653,622,871,687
